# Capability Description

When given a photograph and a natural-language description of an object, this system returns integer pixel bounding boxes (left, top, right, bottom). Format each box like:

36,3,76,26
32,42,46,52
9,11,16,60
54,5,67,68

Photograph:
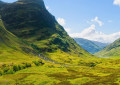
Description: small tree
13,65,19,72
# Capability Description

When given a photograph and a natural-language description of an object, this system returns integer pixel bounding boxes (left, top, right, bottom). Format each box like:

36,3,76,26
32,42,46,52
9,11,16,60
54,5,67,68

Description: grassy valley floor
1,54,120,85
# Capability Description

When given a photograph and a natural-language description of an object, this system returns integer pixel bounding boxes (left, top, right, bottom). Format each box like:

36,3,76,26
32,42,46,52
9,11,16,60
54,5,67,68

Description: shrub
38,60,44,65
33,60,44,66
18,65,22,70
3,67,9,73
21,65,26,69
33,61,40,66
88,62,96,67
6,69,14,74
25,63,31,67
13,65,19,72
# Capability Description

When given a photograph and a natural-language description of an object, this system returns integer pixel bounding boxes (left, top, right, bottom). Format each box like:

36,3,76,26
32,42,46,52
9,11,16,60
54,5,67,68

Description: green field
1,55,120,85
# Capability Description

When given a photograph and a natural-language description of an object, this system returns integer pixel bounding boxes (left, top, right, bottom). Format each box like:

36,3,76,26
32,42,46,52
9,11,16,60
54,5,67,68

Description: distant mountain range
92,41,109,48
74,38,109,54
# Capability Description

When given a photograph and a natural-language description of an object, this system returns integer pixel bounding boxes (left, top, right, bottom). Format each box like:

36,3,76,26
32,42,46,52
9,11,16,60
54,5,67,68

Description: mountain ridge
74,38,109,54
17,0,45,8
74,38,102,54
92,41,109,48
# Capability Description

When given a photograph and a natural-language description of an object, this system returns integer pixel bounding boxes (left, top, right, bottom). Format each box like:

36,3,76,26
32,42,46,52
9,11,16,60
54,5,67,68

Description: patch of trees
0,60,44,76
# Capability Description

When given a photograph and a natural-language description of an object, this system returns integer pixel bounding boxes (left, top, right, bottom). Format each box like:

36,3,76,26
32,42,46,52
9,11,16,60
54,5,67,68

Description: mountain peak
18,0,44,4
18,0,43,2
17,0,45,8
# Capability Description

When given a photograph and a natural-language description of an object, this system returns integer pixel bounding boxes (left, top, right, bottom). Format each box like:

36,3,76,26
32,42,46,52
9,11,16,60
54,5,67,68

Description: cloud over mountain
70,24,120,43
57,18,66,26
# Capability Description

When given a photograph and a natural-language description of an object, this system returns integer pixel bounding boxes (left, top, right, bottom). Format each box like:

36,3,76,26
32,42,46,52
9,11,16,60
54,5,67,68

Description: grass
1,55,120,85
68,77,95,85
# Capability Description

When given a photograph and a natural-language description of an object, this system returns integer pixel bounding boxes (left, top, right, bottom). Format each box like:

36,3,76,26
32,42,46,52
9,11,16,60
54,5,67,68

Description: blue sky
2,0,120,43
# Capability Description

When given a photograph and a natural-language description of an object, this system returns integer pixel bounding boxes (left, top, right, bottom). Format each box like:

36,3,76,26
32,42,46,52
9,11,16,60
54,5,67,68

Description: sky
2,0,120,43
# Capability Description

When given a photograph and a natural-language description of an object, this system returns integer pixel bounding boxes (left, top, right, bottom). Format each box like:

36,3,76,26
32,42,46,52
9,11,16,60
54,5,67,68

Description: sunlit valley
0,0,120,85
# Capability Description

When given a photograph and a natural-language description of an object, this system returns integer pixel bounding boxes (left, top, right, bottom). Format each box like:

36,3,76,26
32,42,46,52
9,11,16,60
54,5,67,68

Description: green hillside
95,38,120,57
0,18,39,63
74,38,103,54
0,18,105,85
0,0,93,63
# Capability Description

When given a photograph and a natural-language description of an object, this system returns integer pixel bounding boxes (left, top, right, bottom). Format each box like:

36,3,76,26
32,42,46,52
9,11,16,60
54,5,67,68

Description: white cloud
46,6,49,10
64,28,71,33
91,17,103,26
70,24,120,43
57,18,71,33
113,0,120,6
57,18,66,26
46,6,51,11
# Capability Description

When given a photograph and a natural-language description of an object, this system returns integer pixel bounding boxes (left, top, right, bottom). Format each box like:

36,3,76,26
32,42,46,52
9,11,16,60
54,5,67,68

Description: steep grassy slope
95,38,120,57
0,0,93,61
0,19,38,63
0,18,44,77
74,38,103,54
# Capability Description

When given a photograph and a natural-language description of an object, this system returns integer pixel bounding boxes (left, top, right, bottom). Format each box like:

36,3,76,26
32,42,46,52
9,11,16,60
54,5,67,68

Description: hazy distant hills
74,38,109,54
95,38,120,57
92,41,109,48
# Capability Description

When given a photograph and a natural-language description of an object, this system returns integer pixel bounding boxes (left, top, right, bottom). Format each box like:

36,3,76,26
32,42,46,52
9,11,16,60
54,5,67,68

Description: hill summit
17,0,45,8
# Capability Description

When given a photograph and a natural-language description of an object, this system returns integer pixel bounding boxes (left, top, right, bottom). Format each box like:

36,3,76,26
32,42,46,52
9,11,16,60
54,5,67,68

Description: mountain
74,38,109,54
74,38,103,54
95,38,120,57
0,0,93,63
92,41,109,48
